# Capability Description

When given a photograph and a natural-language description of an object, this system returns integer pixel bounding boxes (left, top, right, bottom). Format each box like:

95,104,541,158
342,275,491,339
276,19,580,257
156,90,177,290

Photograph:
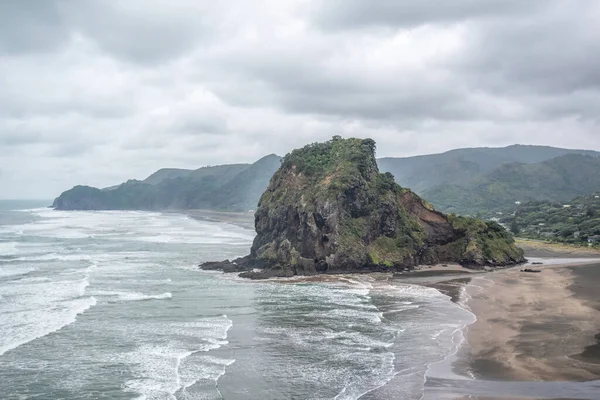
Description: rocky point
201,137,525,278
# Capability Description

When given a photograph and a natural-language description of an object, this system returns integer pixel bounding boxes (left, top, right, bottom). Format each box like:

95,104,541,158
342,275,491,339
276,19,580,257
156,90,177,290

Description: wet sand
436,243,600,400
409,243,600,400
185,209,255,229
464,261,600,382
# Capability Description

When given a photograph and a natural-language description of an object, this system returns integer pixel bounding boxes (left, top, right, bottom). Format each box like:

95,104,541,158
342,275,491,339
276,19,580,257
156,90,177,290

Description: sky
1,0,599,199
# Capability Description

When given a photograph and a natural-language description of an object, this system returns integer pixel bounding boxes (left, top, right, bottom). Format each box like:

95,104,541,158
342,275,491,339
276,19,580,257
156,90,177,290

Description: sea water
0,201,478,399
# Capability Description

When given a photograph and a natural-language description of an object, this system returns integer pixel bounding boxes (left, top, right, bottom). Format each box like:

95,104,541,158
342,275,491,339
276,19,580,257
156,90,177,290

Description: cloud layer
1,0,599,198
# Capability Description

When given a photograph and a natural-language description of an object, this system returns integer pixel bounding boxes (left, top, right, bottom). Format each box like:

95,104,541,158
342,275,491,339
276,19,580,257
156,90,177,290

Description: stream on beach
0,203,599,399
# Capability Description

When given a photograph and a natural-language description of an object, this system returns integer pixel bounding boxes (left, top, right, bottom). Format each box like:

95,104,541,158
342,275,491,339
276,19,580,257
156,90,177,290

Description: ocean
0,201,481,399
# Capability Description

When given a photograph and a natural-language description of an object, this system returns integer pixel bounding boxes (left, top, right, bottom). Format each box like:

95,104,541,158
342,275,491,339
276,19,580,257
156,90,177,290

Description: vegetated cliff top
262,136,393,204
202,137,525,278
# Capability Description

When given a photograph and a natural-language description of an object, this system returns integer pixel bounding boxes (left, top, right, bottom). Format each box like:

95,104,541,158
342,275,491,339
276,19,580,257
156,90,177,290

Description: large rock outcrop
201,137,525,278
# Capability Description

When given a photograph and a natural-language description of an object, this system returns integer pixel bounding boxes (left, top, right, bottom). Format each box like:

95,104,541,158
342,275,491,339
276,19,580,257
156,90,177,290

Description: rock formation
201,137,525,278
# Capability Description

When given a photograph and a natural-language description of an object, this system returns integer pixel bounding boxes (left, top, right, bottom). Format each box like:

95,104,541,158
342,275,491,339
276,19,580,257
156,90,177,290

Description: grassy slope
379,145,600,194
423,154,600,215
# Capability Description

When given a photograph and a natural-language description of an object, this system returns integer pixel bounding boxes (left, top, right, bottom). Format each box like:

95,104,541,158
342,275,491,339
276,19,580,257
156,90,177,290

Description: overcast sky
2,0,600,199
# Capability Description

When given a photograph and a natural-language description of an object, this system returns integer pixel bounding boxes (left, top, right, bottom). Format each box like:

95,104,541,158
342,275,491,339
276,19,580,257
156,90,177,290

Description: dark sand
427,277,471,304
568,264,600,366
462,256,600,384
410,243,600,400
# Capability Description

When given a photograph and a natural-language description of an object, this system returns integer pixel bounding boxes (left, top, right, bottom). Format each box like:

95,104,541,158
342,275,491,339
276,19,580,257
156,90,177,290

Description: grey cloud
0,131,39,147
63,1,211,64
459,10,600,96
0,0,211,63
49,140,95,157
0,94,134,120
0,0,69,54
200,0,600,123
1,0,600,199
314,0,549,29
173,117,229,136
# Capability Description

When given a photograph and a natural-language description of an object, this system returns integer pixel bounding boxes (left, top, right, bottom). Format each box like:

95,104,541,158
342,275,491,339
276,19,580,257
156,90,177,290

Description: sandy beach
464,261,600,382
424,242,600,400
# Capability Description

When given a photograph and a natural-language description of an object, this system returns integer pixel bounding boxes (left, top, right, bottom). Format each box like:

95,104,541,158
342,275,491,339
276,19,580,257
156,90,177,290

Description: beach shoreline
462,260,600,382
187,210,600,395
416,243,600,400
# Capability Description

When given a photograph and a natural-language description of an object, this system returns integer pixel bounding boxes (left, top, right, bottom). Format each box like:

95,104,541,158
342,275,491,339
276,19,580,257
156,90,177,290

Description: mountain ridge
53,145,600,213
378,144,600,193
423,153,600,215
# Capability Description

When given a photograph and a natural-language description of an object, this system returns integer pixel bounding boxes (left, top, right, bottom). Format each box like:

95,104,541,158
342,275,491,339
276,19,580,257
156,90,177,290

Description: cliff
201,137,525,278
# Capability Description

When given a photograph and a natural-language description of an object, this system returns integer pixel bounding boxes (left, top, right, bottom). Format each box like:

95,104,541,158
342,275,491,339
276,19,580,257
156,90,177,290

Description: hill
378,145,600,193
143,163,249,186
53,144,600,214
422,154,600,215
201,137,524,278
52,155,282,211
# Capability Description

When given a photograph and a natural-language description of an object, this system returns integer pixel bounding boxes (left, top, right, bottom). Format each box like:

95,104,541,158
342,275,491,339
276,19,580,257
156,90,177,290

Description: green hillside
52,144,600,214
379,145,600,193
422,154,600,215
143,163,249,186
501,192,600,246
53,155,281,211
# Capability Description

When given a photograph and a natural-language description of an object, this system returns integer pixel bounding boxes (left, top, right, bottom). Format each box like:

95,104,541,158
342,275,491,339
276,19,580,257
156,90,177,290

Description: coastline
420,244,600,400
186,210,600,396
463,260,600,382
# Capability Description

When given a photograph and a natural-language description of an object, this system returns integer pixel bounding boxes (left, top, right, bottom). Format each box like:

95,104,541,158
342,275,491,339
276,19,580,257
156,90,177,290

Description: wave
0,242,19,256
120,315,234,399
11,253,93,263
0,267,36,279
0,296,97,357
95,290,173,302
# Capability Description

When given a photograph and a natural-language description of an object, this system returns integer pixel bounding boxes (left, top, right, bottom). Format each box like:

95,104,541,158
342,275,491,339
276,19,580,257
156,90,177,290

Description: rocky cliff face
201,137,525,278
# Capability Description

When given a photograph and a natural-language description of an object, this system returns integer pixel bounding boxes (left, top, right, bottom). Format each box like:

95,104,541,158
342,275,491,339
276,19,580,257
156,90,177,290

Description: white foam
333,351,395,400
178,355,236,393
94,290,173,302
0,242,19,256
0,255,96,357
0,295,97,356
12,253,93,262
121,315,234,400
0,266,36,279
